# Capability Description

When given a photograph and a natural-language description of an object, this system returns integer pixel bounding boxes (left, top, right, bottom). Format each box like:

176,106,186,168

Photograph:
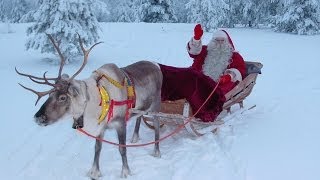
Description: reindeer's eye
58,95,67,102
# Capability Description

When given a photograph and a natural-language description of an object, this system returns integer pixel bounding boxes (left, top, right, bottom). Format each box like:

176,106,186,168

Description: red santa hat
212,30,235,50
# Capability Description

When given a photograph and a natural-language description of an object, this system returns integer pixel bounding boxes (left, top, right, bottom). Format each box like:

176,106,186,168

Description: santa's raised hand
194,24,203,40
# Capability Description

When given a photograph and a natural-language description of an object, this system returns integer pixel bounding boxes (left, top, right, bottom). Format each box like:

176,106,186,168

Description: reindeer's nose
35,102,47,118
35,109,44,118
72,115,84,129
34,114,48,126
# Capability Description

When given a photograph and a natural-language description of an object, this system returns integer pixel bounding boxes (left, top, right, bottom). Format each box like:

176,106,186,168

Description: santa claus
159,24,246,122
187,24,246,94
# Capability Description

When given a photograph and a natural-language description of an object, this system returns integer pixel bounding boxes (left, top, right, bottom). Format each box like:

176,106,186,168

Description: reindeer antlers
70,33,103,81
46,33,66,79
15,67,58,105
18,83,57,105
16,33,102,105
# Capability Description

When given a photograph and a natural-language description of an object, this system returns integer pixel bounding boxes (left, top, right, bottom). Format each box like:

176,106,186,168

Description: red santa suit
160,30,245,122
187,30,246,95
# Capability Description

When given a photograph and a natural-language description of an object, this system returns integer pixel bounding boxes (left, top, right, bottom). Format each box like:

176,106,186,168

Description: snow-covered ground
1,23,319,180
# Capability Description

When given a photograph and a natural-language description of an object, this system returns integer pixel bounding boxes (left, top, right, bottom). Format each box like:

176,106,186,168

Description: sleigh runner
131,61,263,136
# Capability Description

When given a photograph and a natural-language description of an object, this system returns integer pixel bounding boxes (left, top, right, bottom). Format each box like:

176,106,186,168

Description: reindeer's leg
149,95,162,157
131,115,142,143
227,107,231,114
116,119,131,178
239,101,244,108
153,116,161,158
87,131,105,180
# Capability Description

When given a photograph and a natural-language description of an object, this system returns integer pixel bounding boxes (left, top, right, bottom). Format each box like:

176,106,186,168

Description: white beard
202,39,233,81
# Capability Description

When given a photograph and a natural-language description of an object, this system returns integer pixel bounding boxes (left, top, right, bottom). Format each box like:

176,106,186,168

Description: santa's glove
219,74,232,84
194,24,203,40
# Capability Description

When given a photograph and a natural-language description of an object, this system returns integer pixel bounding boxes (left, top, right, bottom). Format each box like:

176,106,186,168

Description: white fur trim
225,68,242,82
151,61,160,69
213,30,228,39
187,37,202,55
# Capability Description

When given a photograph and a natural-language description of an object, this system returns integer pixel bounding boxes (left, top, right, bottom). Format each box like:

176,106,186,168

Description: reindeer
16,34,163,179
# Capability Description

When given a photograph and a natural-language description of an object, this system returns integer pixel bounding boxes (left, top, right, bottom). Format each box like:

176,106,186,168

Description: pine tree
250,0,281,27
225,0,243,28
0,0,15,33
116,0,135,22
26,0,101,63
267,0,283,27
274,0,320,35
137,0,177,23
173,0,188,22
0,0,9,22
10,0,29,23
186,0,229,32
242,0,261,27
0,0,30,23
226,0,287,28
20,0,42,23
91,0,109,22
131,0,145,22
0,6,4,22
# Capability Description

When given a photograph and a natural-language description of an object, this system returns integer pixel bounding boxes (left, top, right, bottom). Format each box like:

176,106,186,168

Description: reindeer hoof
153,149,161,158
120,167,131,178
87,168,102,180
131,133,140,143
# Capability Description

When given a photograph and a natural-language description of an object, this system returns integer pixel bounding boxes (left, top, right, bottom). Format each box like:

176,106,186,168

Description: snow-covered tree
0,3,3,22
243,0,280,27
136,0,177,23
26,0,101,63
186,0,229,31
0,0,9,22
20,0,42,22
265,0,283,27
0,0,30,23
114,0,135,22
274,0,320,35
130,0,144,22
91,0,109,22
172,0,188,22
241,0,266,27
10,0,29,23
0,1,14,33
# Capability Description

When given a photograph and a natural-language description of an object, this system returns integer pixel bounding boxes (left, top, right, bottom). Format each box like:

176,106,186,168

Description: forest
1,0,320,35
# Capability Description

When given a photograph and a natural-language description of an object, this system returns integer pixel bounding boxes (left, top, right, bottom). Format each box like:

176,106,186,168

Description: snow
1,22,320,180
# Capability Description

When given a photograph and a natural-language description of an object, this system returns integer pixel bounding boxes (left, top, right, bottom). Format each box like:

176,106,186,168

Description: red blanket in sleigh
159,64,225,122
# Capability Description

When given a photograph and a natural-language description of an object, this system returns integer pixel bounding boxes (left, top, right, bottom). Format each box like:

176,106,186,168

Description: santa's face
207,37,232,56
214,37,226,48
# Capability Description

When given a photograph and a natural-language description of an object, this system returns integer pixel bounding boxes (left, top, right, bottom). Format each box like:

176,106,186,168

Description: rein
77,79,221,148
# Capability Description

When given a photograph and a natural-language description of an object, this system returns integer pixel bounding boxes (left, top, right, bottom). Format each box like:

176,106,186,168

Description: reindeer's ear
68,85,80,97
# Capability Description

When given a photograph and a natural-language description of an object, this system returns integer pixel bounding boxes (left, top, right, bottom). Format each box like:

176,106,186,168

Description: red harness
106,99,134,123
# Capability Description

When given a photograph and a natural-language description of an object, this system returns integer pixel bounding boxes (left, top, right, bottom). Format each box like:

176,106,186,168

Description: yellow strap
103,75,124,89
127,86,135,97
98,86,110,124
95,70,125,89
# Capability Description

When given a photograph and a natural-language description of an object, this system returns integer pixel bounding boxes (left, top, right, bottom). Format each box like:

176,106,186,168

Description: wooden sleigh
132,61,263,136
